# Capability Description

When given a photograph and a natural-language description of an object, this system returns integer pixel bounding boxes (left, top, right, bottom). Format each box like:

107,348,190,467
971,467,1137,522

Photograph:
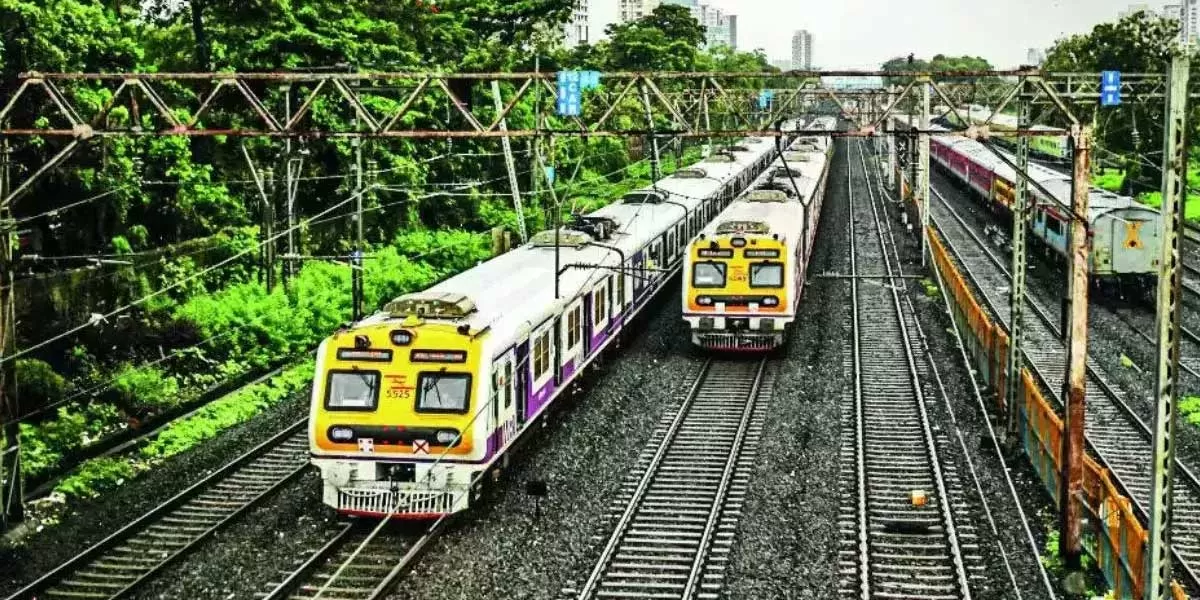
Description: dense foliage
2,2,774,497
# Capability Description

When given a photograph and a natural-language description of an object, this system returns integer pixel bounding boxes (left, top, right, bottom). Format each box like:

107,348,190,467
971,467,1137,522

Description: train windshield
750,263,784,288
325,371,380,410
692,262,727,288
416,373,472,414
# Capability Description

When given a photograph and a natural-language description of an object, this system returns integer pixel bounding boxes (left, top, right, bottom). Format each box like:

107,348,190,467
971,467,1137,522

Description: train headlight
436,430,459,445
329,426,355,442
762,296,779,307
697,296,714,306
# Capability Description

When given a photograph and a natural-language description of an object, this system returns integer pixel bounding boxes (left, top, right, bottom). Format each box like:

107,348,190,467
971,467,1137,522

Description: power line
1,186,375,366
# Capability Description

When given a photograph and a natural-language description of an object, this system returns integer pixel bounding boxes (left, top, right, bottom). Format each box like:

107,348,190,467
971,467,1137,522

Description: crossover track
6,421,311,600
259,522,436,600
838,139,972,600
929,181,1200,592
570,356,773,600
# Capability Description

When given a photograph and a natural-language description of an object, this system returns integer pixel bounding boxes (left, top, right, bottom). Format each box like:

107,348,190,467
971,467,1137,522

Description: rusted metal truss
0,69,1188,208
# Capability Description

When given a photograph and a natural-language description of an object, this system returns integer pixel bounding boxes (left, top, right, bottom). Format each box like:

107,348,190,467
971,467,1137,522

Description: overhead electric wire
1,186,376,367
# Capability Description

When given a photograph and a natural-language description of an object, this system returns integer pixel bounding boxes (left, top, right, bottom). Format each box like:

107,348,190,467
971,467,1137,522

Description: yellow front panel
311,321,483,458
686,235,790,313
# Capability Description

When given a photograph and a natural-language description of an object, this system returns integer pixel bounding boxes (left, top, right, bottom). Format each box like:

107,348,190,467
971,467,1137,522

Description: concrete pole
639,81,662,182
491,80,528,243
1146,54,1191,600
1059,122,1091,569
1006,82,1031,438
919,78,931,266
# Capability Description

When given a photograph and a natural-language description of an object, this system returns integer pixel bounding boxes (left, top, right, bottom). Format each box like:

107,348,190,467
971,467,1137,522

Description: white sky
703,0,1164,69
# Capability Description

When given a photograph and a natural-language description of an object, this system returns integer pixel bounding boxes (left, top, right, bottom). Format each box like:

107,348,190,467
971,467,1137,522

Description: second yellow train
682,116,836,351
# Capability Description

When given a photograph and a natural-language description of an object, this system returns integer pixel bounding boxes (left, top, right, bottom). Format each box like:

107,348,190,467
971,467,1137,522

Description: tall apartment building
620,0,660,22
792,30,813,70
563,0,620,48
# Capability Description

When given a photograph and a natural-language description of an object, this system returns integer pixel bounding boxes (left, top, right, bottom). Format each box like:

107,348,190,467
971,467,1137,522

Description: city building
1119,2,1152,18
562,0,620,48
619,0,659,23
792,30,813,70
728,14,737,50
1159,1,1198,46
660,0,736,49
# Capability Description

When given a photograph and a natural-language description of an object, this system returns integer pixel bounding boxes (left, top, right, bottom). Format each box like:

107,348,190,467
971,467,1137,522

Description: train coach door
491,351,520,448
514,341,530,424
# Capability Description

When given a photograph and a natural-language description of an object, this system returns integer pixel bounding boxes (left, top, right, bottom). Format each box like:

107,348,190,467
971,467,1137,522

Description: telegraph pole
0,133,20,527
1146,55,1191,600
1006,80,1031,437
1059,122,1092,569
886,86,897,190
351,133,364,322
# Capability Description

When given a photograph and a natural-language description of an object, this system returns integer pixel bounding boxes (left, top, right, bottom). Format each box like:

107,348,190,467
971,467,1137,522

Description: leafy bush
111,364,180,413
54,457,140,499
19,403,123,479
141,362,314,461
15,358,67,409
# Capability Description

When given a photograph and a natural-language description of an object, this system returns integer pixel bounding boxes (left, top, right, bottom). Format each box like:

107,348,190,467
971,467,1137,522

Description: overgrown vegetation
4,2,777,495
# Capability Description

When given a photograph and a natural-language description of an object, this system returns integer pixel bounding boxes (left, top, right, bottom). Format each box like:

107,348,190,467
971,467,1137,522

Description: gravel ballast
0,389,310,596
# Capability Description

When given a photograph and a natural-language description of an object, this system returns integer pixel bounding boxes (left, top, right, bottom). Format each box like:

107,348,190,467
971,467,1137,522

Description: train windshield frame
415,372,473,414
749,262,785,288
692,262,727,288
325,370,381,411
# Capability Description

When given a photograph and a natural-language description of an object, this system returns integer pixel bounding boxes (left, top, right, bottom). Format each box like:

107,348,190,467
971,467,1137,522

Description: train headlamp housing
697,296,714,306
436,430,459,445
762,296,779,307
731,238,747,248
329,426,355,442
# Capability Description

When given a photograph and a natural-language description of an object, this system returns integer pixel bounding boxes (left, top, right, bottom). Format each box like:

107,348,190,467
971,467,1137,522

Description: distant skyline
699,0,1179,68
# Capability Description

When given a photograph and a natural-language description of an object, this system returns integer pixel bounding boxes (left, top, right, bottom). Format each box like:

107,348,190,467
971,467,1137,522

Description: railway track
838,139,972,599
6,421,311,600
568,357,773,600
259,522,436,600
929,182,1200,591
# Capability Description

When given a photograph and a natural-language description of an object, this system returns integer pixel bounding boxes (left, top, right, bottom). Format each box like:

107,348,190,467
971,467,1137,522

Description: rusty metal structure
0,67,1196,596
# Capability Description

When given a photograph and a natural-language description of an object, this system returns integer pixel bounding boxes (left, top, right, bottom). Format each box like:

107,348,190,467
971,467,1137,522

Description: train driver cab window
416,373,471,414
750,263,784,288
693,262,727,288
325,370,380,410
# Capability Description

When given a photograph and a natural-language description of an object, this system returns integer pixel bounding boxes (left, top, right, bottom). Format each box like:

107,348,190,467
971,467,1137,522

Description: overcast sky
703,0,1163,69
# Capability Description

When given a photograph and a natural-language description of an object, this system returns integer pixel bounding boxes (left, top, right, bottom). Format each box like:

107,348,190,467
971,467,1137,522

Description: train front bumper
686,315,788,351
313,457,471,519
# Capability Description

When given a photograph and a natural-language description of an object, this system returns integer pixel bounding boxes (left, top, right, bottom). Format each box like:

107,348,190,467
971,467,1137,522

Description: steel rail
5,419,310,600
847,138,972,600
929,184,1200,594
574,357,770,600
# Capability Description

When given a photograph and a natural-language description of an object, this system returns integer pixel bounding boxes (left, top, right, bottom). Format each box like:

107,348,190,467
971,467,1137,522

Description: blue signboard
544,166,556,185
581,70,601,91
556,71,582,116
1101,70,1121,106
757,89,775,109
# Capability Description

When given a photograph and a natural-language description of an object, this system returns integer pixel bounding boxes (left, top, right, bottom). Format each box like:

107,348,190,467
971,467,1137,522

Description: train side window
593,285,608,327
616,271,627,310
504,361,513,408
566,304,583,350
1046,217,1064,236
533,331,551,380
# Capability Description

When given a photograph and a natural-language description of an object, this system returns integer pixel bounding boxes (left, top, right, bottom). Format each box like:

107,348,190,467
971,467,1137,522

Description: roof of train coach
357,138,776,350
927,125,1159,224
